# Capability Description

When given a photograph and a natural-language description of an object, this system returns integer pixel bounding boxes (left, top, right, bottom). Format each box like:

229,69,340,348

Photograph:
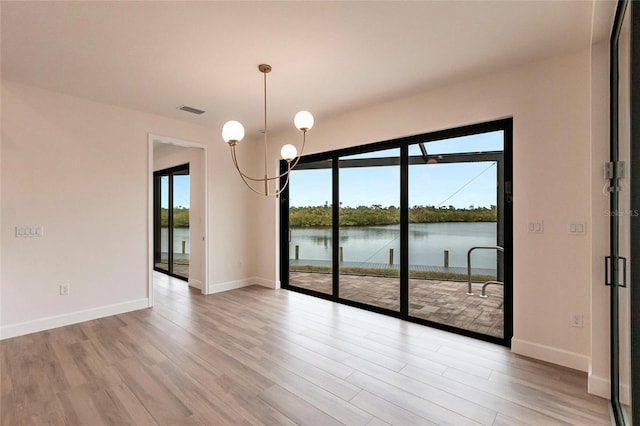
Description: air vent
177,105,206,115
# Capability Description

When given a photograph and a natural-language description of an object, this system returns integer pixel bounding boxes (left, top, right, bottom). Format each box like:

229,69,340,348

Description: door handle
605,256,627,288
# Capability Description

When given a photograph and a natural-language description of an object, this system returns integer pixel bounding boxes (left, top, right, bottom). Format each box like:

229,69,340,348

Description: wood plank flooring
1,272,610,425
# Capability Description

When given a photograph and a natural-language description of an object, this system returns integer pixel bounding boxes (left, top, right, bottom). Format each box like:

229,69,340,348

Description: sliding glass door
154,164,190,280
281,119,512,345
408,142,504,338
610,1,638,423
288,159,333,295
338,148,401,311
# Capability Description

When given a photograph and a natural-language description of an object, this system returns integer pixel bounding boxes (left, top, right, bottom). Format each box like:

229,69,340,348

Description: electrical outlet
59,284,70,296
571,314,583,328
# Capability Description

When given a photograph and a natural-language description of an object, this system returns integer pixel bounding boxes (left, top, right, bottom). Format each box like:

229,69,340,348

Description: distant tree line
290,204,496,228
159,207,190,227
409,205,496,224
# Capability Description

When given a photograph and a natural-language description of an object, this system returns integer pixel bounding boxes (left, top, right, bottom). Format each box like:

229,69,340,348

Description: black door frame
632,1,640,419
280,118,513,347
153,163,190,281
610,0,638,423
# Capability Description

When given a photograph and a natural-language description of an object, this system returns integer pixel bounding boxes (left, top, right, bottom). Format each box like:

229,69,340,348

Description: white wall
255,48,606,372
589,40,614,400
0,80,257,338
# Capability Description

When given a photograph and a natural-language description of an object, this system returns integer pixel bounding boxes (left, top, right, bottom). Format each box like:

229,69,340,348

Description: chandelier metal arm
231,147,272,196
230,145,293,196
230,144,293,182
229,144,264,182
287,130,307,171
273,161,292,196
230,147,292,196
240,174,273,196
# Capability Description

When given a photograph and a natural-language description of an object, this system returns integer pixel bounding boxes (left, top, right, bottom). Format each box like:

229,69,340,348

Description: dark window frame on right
280,118,513,347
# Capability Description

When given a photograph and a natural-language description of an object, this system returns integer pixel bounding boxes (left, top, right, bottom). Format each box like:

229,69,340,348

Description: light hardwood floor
2,272,610,425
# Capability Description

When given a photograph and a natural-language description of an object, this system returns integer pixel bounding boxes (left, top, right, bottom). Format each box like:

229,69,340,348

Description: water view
290,222,497,270
159,227,190,259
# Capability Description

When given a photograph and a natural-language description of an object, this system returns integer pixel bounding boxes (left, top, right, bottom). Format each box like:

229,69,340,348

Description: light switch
528,221,544,234
569,222,587,236
15,226,43,238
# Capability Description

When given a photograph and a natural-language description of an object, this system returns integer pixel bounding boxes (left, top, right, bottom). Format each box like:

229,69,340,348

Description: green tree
289,204,496,228
159,207,190,227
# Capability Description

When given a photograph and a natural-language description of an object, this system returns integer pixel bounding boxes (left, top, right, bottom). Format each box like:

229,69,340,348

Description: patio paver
290,271,504,338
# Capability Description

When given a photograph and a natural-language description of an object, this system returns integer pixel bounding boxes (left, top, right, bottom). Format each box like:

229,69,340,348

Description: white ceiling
1,1,610,138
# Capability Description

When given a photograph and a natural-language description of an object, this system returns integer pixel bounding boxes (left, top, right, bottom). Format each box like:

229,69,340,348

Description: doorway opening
280,118,513,346
148,134,208,304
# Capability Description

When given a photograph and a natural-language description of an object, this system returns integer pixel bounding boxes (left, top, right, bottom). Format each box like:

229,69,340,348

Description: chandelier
222,64,314,196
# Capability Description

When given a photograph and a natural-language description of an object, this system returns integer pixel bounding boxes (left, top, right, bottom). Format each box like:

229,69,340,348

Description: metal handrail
481,281,503,298
466,246,504,296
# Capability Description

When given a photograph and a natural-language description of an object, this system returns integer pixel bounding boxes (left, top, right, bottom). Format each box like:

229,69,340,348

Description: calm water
159,227,190,258
290,222,497,269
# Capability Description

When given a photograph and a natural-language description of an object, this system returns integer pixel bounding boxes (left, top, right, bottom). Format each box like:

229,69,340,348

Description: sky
158,131,503,210
289,131,502,208
160,175,190,209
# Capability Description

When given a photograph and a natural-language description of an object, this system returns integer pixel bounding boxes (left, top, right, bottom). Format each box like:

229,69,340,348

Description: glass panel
618,4,633,420
172,172,190,279
155,175,170,273
288,160,333,295
408,131,503,156
408,156,502,338
339,148,400,311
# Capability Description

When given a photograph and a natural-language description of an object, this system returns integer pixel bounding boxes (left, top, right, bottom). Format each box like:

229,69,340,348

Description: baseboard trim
589,374,611,400
188,278,203,291
253,277,279,289
206,278,253,294
0,298,150,340
588,373,631,404
206,277,279,294
511,338,590,372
